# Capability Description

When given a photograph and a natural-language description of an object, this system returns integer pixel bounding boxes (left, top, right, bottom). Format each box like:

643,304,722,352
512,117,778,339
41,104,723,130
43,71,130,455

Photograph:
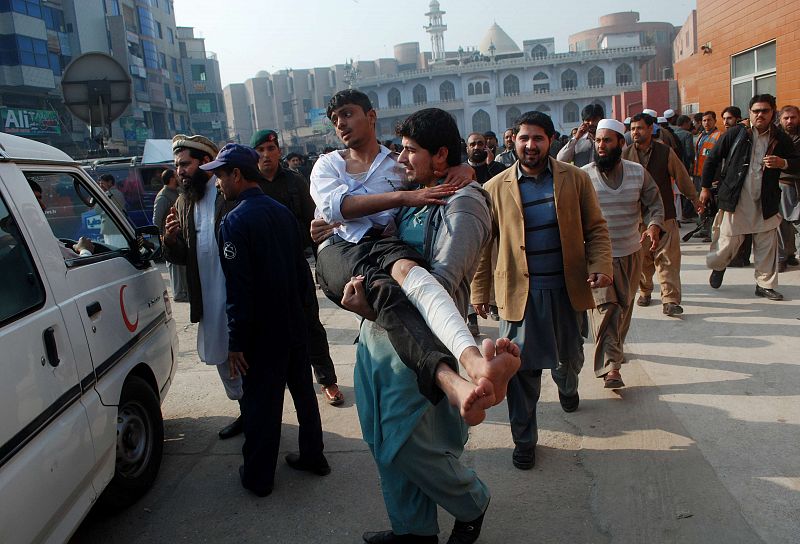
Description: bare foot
435,366,496,426
475,338,520,405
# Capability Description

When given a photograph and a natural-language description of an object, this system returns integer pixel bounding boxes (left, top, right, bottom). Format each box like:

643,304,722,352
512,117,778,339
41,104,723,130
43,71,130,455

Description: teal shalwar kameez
354,184,492,536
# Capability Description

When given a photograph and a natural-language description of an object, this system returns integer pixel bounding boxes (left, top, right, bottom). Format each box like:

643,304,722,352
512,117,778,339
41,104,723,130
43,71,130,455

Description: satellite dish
61,52,132,151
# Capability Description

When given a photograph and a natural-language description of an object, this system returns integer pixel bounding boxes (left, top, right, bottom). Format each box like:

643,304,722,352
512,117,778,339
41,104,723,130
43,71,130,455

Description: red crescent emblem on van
120,285,139,333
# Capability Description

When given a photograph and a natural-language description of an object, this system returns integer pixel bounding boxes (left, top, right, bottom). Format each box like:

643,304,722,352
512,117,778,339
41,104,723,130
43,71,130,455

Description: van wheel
99,376,164,510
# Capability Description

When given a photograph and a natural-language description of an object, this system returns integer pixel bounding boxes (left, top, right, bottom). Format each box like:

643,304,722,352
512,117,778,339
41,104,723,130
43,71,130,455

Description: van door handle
86,301,102,318
43,327,60,367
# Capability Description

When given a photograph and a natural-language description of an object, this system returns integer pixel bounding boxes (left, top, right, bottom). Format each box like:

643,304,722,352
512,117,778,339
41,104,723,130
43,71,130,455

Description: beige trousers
590,252,642,377
639,218,682,304
706,211,779,289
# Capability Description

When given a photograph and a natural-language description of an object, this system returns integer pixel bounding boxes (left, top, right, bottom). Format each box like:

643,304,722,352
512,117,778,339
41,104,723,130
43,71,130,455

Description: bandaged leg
401,266,477,363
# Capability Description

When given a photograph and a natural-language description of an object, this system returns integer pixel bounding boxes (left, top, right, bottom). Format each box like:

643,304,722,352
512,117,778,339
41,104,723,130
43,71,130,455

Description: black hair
28,179,42,193
326,89,373,119
693,112,704,123
285,152,303,161
173,146,213,162
215,163,264,183
396,108,462,167
161,169,176,185
581,104,605,121
512,111,555,138
722,106,742,119
749,94,777,111
675,115,691,127
631,113,654,126
702,110,717,120
99,173,116,185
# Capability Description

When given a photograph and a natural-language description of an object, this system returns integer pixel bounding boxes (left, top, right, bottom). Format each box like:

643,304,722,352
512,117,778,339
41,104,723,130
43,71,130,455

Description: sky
172,0,695,87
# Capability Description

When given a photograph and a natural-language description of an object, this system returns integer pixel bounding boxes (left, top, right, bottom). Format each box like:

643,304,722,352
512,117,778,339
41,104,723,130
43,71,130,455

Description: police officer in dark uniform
250,129,345,406
203,144,329,497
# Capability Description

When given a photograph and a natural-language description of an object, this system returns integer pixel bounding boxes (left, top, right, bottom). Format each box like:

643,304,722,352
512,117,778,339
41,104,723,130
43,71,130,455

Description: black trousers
239,344,324,494
315,235,457,403
302,262,337,387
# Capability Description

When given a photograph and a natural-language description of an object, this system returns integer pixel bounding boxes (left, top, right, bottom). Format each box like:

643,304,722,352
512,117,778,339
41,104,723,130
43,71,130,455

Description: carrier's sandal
322,384,345,406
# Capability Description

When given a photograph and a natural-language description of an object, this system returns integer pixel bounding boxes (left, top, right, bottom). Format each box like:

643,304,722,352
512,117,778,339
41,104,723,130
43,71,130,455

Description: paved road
72,227,800,544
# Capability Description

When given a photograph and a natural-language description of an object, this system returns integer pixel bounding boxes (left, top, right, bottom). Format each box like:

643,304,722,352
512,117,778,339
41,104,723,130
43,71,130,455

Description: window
0,194,45,325
28,171,130,253
482,82,490,94
156,21,162,39
167,27,174,44
282,100,293,116
561,69,577,90
141,39,158,69
468,83,475,96
133,77,147,92
170,56,178,72
190,93,217,113
367,91,379,109
535,103,551,113
42,7,66,31
163,83,171,99
9,0,42,18
503,74,519,96
191,64,207,81
174,85,183,102
158,52,166,69
302,98,312,113
563,102,579,124
531,44,547,59
731,41,777,115
16,36,49,68
388,88,401,108
413,84,427,105
472,109,491,134
439,80,455,101
137,7,157,38
505,107,521,130
588,66,605,87
616,63,633,85
533,72,550,93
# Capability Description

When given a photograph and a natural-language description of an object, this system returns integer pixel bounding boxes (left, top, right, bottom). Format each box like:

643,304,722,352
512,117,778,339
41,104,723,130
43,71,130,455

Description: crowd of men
149,89,798,544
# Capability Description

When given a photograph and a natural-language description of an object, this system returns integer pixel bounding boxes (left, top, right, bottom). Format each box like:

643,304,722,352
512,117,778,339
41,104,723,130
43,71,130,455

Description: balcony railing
354,46,656,86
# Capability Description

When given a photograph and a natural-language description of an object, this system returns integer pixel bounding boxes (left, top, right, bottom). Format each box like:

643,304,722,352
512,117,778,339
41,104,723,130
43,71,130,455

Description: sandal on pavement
321,384,345,406
604,370,625,389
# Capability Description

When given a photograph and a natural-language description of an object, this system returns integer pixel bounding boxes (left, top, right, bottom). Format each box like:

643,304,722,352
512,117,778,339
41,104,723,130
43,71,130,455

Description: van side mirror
134,225,162,263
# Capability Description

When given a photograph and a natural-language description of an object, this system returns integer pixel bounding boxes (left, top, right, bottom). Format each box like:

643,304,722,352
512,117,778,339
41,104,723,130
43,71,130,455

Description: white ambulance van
0,133,178,543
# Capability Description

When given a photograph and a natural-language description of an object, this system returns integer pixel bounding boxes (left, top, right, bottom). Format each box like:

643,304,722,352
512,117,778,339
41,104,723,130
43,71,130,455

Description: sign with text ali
0,107,61,136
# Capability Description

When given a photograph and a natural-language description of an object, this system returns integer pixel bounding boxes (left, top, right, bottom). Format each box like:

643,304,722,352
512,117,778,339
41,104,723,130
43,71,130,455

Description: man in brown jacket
163,134,243,439
623,113,699,317
472,110,612,470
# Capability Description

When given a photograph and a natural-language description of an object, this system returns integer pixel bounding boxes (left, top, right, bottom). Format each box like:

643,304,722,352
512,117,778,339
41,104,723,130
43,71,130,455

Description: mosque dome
255,70,269,78
478,23,521,57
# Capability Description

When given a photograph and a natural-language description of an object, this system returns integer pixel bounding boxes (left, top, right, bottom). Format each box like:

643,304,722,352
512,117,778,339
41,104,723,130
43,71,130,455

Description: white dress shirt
310,145,407,243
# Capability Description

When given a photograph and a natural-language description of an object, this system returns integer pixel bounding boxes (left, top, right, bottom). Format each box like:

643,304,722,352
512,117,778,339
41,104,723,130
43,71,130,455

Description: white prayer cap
642,108,658,118
624,117,631,125
596,118,626,136
657,117,668,124
663,109,676,118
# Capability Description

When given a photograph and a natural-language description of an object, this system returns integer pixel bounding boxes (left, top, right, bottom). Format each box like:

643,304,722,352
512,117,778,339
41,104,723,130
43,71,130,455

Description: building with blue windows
0,0,207,156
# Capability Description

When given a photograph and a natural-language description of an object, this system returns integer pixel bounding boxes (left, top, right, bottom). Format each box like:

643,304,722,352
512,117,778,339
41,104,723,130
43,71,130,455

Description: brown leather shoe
637,294,651,307
604,370,625,388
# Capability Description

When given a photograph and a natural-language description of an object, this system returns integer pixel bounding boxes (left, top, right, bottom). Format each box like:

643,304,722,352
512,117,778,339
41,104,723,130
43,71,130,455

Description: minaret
424,0,447,62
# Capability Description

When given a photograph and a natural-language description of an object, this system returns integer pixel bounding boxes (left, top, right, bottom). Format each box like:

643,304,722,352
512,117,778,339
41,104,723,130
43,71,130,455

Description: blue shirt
218,187,308,353
516,165,565,289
